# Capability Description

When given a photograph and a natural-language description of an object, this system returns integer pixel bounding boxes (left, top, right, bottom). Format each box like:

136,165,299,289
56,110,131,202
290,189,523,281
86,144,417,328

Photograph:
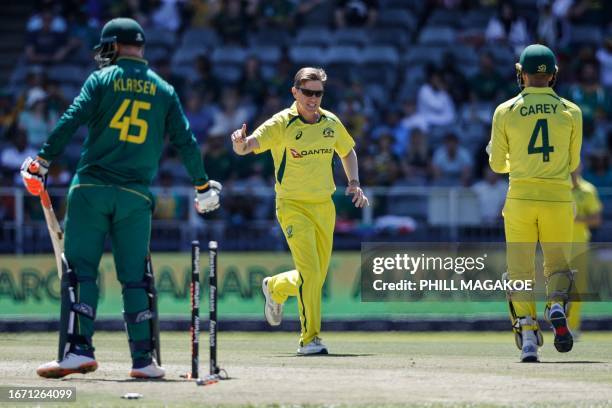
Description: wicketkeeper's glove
21,156,49,196
194,180,222,213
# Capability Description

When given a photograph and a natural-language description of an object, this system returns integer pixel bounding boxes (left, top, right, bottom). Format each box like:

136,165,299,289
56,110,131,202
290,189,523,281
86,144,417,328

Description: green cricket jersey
38,56,208,197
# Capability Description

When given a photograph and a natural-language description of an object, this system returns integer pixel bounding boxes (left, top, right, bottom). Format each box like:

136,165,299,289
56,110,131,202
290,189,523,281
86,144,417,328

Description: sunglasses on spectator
298,88,324,97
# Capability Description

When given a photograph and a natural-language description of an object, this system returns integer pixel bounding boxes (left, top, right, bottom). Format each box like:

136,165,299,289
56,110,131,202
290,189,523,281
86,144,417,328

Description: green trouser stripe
277,149,287,184
298,271,307,335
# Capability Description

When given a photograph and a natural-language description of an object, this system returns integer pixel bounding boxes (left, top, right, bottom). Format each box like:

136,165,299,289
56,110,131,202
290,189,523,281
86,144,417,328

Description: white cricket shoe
129,359,165,379
37,353,98,378
262,277,283,326
516,316,542,363
297,337,328,356
520,330,540,363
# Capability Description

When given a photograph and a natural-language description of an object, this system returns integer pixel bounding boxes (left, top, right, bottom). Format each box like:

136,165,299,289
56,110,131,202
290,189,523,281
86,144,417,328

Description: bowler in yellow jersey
568,166,602,334
230,67,369,355
488,44,582,362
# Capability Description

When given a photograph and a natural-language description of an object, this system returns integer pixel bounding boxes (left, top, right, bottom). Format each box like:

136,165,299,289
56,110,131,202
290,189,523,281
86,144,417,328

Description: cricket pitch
1,331,612,407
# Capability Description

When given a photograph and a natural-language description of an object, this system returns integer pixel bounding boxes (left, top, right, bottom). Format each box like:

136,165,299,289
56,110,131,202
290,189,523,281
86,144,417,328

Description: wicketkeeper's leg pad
58,254,97,361
545,269,575,320
503,272,543,350
513,316,544,350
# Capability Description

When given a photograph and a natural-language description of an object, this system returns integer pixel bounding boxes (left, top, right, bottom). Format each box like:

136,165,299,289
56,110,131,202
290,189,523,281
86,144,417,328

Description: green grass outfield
1,331,612,408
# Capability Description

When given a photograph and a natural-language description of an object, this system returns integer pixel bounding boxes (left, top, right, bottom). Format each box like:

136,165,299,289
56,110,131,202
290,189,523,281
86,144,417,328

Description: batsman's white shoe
520,331,540,363
516,316,542,363
262,277,283,326
129,359,165,379
297,337,328,356
37,353,98,378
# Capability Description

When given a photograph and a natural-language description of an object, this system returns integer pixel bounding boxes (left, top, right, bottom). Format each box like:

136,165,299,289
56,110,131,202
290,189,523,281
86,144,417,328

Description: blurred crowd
0,0,611,225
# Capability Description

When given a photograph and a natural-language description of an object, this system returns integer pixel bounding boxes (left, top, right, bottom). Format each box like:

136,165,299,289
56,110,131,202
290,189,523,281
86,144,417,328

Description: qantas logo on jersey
290,147,333,159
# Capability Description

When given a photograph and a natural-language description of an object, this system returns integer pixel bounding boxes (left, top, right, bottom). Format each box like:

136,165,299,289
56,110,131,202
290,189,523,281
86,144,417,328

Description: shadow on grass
272,353,375,358
63,378,186,383
538,361,606,364
514,361,605,364
64,375,237,383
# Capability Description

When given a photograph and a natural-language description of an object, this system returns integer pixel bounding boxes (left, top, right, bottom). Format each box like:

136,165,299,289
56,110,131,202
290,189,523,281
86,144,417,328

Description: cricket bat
40,190,64,278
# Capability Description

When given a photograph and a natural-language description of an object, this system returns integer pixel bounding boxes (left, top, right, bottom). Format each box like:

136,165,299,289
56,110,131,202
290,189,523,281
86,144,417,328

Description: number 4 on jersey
110,99,150,144
528,119,554,162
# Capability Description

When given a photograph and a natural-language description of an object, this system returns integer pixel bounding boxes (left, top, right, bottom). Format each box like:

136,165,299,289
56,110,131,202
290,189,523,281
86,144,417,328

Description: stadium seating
48,64,87,85
248,28,291,47
428,9,461,28
418,27,457,46
377,9,417,32
294,27,332,47
145,28,177,49
403,45,447,67
299,1,335,27
181,28,220,48
212,64,242,84
2,1,611,252
370,28,410,50
172,45,207,67
332,28,371,47
145,45,170,63
570,25,604,46
248,46,281,65
288,46,327,66
211,46,247,66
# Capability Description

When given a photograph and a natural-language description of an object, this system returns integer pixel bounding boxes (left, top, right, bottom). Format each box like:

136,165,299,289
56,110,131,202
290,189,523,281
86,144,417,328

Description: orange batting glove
20,156,49,196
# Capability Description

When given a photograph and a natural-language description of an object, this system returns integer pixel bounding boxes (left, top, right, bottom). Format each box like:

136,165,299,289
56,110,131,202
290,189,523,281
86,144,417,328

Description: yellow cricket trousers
568,242,589,331
503,198,574,318
267,197,335,346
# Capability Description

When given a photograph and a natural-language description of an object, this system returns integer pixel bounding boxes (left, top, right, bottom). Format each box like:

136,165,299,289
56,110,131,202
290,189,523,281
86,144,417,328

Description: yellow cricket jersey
573,177,602,242
489,87,582,202
252,102,355,202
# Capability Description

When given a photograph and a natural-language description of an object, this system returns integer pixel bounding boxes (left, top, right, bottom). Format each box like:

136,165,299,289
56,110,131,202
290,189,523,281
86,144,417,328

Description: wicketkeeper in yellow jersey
569,165,602,334
231,67,369,355
488,44,582,362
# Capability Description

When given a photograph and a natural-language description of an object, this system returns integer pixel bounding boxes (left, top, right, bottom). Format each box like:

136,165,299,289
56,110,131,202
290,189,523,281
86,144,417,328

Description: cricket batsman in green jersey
20,18,222,379
488,44,582,362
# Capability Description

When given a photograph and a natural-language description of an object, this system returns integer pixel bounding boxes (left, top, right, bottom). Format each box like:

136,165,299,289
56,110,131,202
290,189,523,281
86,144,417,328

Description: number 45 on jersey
110,98,150,144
